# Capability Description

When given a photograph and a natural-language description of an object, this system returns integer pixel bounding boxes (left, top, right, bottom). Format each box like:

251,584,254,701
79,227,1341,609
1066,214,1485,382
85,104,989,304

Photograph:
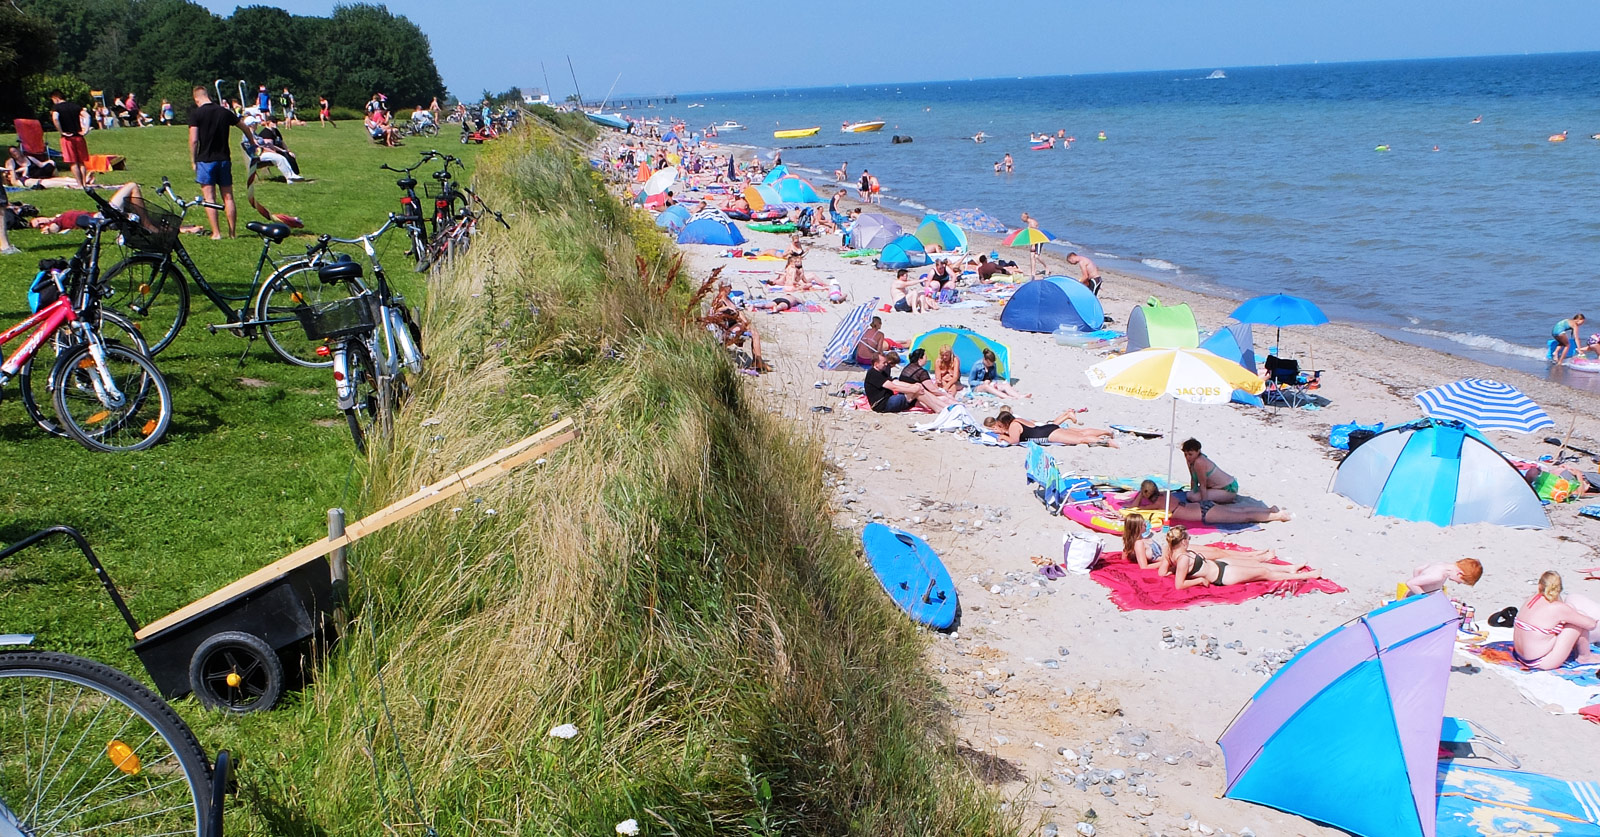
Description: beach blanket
1061,495,1264,536
1459,630,1600,714
845,395,932,414
1436,762,1600,836
763,301,825,313
1089,548,1344,611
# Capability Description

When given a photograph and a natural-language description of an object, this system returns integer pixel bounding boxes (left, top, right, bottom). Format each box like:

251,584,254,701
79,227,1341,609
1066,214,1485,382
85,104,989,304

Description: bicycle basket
116,196,182,253
295,295,376,341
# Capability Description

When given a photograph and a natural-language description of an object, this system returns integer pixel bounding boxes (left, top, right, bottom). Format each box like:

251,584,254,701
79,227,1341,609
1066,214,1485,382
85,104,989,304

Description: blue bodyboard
861,523,958,630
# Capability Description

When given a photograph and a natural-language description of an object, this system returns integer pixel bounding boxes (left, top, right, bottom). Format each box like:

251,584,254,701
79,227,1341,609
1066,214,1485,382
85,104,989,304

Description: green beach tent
1126,297,1200,352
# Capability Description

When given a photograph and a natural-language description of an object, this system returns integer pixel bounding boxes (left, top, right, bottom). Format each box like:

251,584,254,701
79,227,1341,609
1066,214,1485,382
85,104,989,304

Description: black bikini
1019,423,1060,442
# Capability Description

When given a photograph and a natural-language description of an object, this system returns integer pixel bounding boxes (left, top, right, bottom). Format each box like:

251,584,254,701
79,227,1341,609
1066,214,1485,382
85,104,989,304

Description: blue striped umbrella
1413,379,1554,433
819,298,880,370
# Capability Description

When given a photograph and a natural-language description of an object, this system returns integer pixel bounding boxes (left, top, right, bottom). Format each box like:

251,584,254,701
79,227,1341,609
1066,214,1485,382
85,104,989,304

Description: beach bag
28,260,67,313
1330,421,1383,450
1063,533,1103,575
1533,471,1573,503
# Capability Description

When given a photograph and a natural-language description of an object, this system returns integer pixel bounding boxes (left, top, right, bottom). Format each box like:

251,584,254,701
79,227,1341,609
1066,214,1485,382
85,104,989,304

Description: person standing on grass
279,87,296,126
319,96,333,127
255,85,271,117
0,187,20,256
189,85,259,239
49,91,90,188
160,99,174,125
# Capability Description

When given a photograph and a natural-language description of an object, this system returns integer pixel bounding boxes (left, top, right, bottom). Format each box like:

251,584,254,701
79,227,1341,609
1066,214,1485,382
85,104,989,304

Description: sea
672,52,1600,389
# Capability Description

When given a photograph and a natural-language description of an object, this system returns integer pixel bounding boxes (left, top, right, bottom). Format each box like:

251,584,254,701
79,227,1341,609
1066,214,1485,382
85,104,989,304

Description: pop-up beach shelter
877,234,930,270
1219,593,1459,837
1200,322,1257,373
762,165,790,184
771,175,823,204
1125,298,1200,352
910,327,1010,379
677,212,746,246
1000,276,1104,334
654,204,692,232
914,215,968,253
1331,418,1549,529
742,184,784,212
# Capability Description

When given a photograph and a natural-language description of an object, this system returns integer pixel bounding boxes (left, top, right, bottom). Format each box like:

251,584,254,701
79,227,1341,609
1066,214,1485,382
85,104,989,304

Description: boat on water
585,111,629,130
774,127,821,139
686,103,704,108
841,120,886,133
1207,69,1227,79
716,120,746,131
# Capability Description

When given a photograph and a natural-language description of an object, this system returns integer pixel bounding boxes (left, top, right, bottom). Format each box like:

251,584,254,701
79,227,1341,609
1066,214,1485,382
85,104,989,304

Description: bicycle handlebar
312,214,404,247
157,177,225,211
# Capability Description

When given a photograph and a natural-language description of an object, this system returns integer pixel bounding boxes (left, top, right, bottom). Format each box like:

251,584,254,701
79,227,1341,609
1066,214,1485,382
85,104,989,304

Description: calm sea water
678,53,1600,384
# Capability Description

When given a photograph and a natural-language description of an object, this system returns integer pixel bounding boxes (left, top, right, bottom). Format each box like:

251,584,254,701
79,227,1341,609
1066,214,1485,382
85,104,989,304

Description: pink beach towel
1089,548,1346,611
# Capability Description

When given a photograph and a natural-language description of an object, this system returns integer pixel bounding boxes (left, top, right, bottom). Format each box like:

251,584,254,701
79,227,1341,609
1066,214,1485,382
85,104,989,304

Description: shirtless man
1066,252,1102,295
1182,438,1238,504
891,268,938,313
1002,152,1014,173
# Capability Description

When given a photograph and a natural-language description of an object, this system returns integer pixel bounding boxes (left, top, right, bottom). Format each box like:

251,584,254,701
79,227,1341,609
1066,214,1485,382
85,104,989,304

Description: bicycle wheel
51,341,173,453
20,313,151,438
254,262,358,368
98,255,190,356
0,650,211,836
341,340,380,454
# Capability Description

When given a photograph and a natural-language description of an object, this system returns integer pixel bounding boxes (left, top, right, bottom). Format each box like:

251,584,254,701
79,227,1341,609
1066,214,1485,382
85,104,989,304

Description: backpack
29,259,68,313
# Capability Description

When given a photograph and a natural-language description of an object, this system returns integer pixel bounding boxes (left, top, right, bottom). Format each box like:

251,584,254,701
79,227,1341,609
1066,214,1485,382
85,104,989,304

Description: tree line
1,1,446,124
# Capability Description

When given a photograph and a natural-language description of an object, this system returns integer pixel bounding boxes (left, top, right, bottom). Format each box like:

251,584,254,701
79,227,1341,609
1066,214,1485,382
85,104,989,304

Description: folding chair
1440,716,1520,768
1264,355,1320,408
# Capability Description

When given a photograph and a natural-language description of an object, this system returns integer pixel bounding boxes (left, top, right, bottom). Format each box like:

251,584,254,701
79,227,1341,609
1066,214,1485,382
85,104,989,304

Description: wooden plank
135,424,577,640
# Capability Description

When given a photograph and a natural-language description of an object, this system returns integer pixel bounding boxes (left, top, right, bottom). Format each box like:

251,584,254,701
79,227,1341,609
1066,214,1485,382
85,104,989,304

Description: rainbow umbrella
742,184,784,212
771,175,823,204
1003,227,1056,247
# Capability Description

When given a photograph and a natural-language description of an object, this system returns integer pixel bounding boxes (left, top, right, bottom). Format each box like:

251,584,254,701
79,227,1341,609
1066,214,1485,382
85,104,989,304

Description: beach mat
1459,631,1600,714
1436,762,1600,836
1062,495,1264,536
1089,548,1345,611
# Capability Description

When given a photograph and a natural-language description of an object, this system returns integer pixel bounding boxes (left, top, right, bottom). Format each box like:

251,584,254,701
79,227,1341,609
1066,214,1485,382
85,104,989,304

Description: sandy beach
617,137,1600,835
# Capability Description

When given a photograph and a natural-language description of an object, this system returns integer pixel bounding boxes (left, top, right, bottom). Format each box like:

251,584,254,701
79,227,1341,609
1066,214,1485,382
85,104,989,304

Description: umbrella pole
1555,409,1580,464
1165,398,1177,522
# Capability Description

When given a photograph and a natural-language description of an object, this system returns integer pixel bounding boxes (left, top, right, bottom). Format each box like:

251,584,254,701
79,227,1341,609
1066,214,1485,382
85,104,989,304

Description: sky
195,0,1600,101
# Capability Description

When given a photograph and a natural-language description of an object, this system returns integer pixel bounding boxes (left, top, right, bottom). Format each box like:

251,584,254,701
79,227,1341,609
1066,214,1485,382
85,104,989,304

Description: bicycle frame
312,217,422,380
0,298,126,409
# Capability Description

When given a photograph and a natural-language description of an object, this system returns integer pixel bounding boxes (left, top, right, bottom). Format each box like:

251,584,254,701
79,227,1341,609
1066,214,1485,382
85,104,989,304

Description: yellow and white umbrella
1085,347,1265,516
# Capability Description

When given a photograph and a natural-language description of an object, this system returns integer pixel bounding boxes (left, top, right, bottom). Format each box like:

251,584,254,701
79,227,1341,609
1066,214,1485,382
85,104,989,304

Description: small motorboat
1031,138,1054,150
774,127,821,139
716,120,746,131
686,103,704,108
1207,69,1227,80
585,112,628,130
841,120,886,133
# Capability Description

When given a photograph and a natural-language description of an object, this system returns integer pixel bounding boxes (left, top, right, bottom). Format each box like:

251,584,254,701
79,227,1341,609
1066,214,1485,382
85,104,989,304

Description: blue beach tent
761,165,791,184
677,216,746,246
1330,418,1548,529
654,204,692,232
876,234,930,270
999,276,1105,333
1202,323,1264,406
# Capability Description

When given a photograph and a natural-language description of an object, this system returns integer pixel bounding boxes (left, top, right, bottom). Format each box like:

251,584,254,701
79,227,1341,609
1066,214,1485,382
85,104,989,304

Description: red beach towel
1089,548,1346,611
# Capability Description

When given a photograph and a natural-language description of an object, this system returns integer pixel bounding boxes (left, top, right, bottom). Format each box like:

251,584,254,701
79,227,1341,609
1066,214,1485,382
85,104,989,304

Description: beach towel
1089,548,1345,611
912,404,980,433
1436,762,1600,836
1459,630,1600,714
1061,495,1263,536
764,301,826,313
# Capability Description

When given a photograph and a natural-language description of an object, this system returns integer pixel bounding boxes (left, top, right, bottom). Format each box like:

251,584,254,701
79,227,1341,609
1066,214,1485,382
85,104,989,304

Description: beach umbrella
1331,418,1548,529
1413,379,1554,434
849,213,902,250
940,208,1009,235
742,184,784,212
819,298,881,370
1003,227,1055,247
1219,593,1460,837
914,215,969,253
762,165,791,184
1229,293,1329,349
771,175,823,204
911,327,1009,379
1084,347,1265,516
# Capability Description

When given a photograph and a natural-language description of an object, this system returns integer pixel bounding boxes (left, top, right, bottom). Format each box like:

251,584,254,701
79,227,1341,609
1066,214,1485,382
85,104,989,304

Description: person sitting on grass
1182,438,1238,504
933,346,964,395
1122,479,1292,525
1164,526,1322,590
1120,516,1305,573
982,409,1118,447
864,351,956,414
1512,571,1600,670
3,145,57,187
1401,559,1483,596
968,347,1030,399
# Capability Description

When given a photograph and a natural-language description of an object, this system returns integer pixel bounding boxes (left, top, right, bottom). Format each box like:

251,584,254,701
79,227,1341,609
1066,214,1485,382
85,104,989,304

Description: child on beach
1552,314,1585,364
1401,559,1483,596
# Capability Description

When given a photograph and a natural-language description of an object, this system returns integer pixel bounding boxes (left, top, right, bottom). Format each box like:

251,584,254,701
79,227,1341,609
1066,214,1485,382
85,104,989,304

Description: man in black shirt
49,91,89,188
188,85,258,238
863,351,956,414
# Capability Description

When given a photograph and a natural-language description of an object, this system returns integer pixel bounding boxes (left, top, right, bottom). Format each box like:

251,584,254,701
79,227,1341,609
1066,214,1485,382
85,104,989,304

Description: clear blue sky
196,0,1600,100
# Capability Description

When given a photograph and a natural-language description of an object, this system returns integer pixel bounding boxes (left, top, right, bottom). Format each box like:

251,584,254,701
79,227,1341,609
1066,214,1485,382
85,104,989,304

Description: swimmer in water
1097,131,1107,140
1471,115,1482,124
1549,131,1569,142
973,132,986,143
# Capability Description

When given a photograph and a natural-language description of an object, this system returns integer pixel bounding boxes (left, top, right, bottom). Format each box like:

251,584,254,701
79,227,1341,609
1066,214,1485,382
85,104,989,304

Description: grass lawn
0,121,483,684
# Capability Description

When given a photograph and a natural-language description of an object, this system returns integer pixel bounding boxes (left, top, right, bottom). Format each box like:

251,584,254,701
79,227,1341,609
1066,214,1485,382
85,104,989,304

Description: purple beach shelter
1218,593,1459,837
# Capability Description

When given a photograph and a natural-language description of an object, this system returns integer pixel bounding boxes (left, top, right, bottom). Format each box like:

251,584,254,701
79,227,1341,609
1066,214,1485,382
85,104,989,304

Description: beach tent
876,234,930,270
677,214,746,246
742,184,784,212
1331,418,1548,529
849,213,901,250
910,327,1010,379
654,204,692,232
1125,298,1200,352
1219,593,1459,837
1200,322,1256,373
762,165,790,184
1000,276,1105,334
914,215,968,253
771,175,823,204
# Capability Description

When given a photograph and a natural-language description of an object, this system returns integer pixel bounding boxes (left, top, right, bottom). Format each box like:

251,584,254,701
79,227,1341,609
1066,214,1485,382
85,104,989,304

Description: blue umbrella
940,208,1009,235
1229,293,1329,347
1413,379,1554,434
819,298,880,370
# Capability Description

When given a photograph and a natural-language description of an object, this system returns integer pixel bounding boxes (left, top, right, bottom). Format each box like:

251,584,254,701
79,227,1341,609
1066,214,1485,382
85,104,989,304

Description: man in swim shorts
1066,252,1102,295
1553,313,1585,365
189,85,259,239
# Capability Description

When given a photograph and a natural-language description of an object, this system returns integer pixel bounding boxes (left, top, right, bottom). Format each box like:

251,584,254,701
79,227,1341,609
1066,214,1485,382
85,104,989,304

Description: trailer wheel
189,632,284,714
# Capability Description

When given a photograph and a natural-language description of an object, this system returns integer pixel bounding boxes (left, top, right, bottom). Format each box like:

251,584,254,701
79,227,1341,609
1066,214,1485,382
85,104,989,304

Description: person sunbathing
967,347,1029,398
855,316,887,367
1401,559,1483,596
983,409,1118,447
1164,526,1321,590
1122,480,1292,525
1119,515,1291,571
1182,438,1238,503
779,253,826,292
1512,571,1600,670
891,268,937,312
933,346,963,395
702,281,767,373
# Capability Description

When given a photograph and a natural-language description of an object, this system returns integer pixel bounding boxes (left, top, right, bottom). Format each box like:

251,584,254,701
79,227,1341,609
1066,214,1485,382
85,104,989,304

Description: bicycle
420,154,509,266
379,156,438,271
0,221,172,452
94,179,356,366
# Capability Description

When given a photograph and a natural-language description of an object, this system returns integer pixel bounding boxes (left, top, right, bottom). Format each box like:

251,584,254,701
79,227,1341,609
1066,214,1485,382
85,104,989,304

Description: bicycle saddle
317,258,364,284
396,176,418,190
245,221,291,243
431,170,452,181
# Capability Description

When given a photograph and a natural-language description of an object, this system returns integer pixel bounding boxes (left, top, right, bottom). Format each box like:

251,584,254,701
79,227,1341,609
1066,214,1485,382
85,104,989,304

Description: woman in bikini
1165,526,1321,591
1182,438,1238,504
933,346,963,395
983,409,1119,447
1119,515,1297,572
1122,480,1292,525
1512,571,1600,670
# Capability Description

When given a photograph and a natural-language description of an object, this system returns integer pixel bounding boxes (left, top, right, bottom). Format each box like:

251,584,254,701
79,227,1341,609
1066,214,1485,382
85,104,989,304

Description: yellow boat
841,121,886,133
773,127,820,139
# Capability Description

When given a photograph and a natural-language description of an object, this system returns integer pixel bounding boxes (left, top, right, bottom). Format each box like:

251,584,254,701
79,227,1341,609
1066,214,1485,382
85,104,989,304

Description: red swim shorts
60,135,89,164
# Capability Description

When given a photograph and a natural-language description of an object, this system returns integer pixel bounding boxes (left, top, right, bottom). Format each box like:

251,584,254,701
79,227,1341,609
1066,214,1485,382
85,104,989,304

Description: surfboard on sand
1109,424,1163,438
862,523,958,629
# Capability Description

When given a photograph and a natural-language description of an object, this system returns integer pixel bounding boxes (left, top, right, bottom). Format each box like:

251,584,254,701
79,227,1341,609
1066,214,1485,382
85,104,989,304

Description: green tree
0,5,61,120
